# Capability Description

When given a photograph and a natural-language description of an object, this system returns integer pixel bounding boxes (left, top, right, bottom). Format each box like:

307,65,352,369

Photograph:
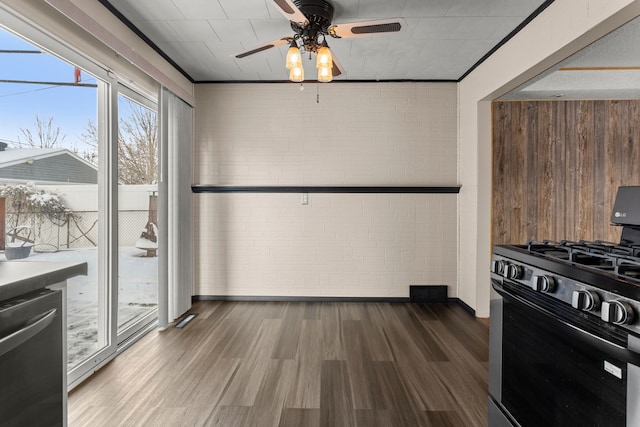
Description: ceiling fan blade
328,18,405,39
234,37,291,59
331,52,344,78
271,0,308,27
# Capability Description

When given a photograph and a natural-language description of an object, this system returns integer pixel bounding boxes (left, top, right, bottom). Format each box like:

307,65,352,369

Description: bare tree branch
117,100,158,184
18,114,66,148
79,100,157,184
77,119,98,165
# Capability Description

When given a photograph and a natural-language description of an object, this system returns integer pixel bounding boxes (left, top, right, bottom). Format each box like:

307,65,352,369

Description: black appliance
0,288,64,426
489,186,640,426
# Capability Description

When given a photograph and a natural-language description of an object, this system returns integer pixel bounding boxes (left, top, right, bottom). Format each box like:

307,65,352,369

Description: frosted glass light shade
289,65,304,82
316,45,333,69
286,45,302,69
317,65,332,83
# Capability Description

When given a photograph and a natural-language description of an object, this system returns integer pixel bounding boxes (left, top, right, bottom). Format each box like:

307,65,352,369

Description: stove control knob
506,264,524,280
601,300,635,325
491,260,506,275
571,290,601,312
531,275,556,293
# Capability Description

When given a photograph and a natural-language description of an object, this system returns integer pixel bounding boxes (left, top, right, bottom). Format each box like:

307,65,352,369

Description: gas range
492,240,640,337
489,186,640,427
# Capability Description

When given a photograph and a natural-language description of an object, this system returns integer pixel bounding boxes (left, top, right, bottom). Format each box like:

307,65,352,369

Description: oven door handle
493,280,640,365
0,308,57,358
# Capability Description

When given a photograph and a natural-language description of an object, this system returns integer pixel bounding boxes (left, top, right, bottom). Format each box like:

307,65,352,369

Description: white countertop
0,261,87,301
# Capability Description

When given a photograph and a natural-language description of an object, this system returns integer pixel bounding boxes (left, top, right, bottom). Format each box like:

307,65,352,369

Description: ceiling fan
234,0,405,82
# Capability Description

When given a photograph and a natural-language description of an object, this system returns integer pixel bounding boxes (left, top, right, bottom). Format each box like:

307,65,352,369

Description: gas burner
526,240,571,260
563,240,640,256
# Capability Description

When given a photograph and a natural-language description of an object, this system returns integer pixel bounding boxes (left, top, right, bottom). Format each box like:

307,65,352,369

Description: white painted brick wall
194,82,458,298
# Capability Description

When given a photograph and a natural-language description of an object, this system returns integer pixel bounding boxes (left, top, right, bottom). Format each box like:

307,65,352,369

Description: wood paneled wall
492,100,640,246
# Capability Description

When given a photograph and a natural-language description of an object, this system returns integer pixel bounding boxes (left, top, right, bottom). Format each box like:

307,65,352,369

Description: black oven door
489,278,640,427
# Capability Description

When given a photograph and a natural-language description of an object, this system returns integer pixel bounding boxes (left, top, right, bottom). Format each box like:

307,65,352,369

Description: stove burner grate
525,239,640,283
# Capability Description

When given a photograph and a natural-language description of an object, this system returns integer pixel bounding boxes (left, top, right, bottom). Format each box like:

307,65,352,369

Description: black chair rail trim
191,185,461,194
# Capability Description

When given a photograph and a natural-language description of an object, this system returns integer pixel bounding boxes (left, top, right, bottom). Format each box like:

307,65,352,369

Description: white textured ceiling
501,15,640,100
101,0,551,82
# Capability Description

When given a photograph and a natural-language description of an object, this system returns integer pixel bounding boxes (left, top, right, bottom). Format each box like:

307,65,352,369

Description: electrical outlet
301,193,309,205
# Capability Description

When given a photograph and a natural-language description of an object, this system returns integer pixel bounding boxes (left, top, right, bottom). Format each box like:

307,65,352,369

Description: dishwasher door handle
0,308,57,358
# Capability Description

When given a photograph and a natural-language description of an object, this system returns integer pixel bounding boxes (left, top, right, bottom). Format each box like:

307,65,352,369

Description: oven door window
502,298,626,426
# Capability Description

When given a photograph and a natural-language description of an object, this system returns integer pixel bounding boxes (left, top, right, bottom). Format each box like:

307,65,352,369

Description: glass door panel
0,27,111,377
116,94,158,339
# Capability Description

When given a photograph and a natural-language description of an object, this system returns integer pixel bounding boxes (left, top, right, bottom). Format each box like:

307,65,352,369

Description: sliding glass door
116,91,158,342
0,14,160,389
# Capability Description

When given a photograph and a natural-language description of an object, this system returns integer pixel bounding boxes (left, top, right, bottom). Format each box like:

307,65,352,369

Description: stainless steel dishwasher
0,287,64,427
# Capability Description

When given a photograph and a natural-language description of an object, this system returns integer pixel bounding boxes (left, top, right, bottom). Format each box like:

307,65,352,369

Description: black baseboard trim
192,295,476,316
453,298,476,316
191,185,461,194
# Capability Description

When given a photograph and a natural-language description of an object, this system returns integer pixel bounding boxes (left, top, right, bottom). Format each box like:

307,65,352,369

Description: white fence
3,184,157,251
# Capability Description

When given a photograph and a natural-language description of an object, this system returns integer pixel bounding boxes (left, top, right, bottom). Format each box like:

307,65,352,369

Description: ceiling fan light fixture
285,41,302,69
237,0,406,84
317,65,332,82
289,64,305,82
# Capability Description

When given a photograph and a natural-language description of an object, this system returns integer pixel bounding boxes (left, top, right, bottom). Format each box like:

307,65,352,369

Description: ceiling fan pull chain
316,81,320,103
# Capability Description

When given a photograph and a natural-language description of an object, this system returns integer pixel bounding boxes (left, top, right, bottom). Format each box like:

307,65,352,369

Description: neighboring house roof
0,148,98,184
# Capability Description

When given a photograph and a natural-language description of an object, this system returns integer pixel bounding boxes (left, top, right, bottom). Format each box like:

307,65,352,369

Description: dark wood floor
69,301,489,426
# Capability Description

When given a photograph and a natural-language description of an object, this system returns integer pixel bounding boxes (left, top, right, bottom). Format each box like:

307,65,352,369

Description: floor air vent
410,285,448,303
175,313,198,329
